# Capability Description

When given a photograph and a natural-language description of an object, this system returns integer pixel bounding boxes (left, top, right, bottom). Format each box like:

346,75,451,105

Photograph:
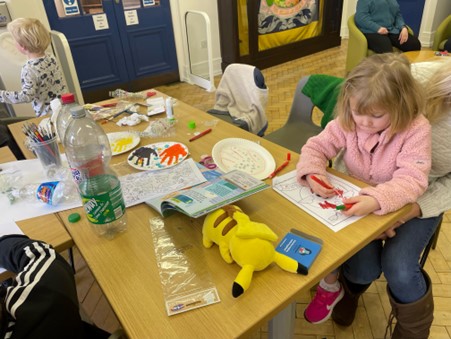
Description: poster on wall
258,0,321,51
62,0,80,16
93,14,109,30
143,0,160,6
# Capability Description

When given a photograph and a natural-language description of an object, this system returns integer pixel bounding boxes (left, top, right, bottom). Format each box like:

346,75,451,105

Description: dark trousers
364,33,421,54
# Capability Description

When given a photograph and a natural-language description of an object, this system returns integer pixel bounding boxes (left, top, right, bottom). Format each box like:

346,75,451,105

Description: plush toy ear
234,212,278,242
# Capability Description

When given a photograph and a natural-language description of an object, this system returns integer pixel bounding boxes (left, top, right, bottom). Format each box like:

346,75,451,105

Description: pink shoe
304,285,345,324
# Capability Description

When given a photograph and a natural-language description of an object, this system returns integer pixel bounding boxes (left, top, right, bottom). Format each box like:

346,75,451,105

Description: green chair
432,15,451,51
346,14,414,73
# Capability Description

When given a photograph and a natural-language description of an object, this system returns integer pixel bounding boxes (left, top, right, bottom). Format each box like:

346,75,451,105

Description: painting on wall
257,0,323,51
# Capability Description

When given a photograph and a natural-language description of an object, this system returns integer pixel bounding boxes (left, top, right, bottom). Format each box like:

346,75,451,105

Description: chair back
432,15,451,51
264,76,322,153
209,63,268,136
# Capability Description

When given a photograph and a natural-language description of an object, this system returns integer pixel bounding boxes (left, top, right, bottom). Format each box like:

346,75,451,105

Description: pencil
189,128,212,142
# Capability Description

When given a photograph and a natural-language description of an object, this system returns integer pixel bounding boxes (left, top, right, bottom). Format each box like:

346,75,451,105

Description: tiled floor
74,40,451,338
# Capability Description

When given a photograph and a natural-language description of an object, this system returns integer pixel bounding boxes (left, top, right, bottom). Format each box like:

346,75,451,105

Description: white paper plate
127,141,189,171
107,131,140,156
212,138,275,180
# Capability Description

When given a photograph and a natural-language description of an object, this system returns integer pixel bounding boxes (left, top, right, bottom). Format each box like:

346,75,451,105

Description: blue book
275,229,323,273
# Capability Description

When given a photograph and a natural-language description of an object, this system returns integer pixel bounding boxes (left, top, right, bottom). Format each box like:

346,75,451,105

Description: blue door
43,0,179,102
397,0,425,36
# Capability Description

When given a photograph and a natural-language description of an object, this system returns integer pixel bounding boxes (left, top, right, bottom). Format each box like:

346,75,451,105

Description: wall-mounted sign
142,0,155,6
125,10,139,26
93,13,109,31
62,0,80,16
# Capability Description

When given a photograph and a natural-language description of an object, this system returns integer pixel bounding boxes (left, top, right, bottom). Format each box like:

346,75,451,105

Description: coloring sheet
272,170,364,232
120,158,206,207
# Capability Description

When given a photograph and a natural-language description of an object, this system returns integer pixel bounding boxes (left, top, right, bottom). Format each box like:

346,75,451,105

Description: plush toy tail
274,252,308,275
232,264,255,298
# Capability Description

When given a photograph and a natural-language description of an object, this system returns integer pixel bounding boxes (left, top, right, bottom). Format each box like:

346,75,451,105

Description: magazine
145,169,270,218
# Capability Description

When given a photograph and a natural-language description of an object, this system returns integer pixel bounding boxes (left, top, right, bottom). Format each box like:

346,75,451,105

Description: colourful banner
258,0,322,51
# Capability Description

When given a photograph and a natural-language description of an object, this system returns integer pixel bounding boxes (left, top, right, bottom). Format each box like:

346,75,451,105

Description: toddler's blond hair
336,53,425,138
7,18,51,54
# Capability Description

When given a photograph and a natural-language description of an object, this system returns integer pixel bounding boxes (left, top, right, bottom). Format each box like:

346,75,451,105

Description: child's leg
320,269,340,291
304,268,344,324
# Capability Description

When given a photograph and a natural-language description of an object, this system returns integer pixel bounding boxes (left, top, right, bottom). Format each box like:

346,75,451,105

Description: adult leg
364,33,394,53
388,33,422,52
382,216,440,338
331,240,383,326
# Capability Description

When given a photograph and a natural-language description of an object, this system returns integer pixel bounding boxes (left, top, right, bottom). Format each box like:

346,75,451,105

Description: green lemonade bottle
64,105,127,239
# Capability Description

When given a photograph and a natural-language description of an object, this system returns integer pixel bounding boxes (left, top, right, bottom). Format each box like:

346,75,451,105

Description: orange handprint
159,143,188,166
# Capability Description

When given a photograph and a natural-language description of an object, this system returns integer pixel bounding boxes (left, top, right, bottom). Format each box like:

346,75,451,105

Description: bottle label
80,182,126,225
36,181,60,205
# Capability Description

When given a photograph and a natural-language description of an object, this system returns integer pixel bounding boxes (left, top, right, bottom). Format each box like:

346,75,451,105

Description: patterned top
0,54,66,117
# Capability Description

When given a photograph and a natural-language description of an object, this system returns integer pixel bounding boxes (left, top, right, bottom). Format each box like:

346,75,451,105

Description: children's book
145,169,270,218
275,228,323,273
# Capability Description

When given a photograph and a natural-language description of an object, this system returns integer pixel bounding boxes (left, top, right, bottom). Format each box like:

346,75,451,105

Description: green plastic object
68,213,81,223
188,120,196,129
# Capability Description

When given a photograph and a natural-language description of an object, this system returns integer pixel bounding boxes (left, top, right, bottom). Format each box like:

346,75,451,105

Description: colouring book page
120,158,206,207
272,170,364,232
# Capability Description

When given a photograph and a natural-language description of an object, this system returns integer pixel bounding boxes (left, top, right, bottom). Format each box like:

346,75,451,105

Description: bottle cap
188,121,196,129
61,93,75,104
70,105,87,118
68,213,81,223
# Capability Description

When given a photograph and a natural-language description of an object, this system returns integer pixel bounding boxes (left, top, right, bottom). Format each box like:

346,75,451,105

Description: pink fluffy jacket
296,115,431,215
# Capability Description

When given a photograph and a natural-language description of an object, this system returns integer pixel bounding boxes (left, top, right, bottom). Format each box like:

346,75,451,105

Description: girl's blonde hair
423,61,451,124
7,18,51,54
336,53,424,138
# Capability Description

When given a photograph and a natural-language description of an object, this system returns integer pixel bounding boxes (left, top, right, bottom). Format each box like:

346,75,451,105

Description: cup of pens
24,122,63,179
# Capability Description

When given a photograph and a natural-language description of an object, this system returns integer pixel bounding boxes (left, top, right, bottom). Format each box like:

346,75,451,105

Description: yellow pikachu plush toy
202,205,306,297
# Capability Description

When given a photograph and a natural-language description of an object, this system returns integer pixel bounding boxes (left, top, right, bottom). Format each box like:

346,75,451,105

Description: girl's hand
399,27,409,44
306,174,336,198
341,195,380,216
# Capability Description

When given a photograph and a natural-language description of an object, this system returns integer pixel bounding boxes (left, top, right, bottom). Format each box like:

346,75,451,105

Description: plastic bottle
55,93,78,145
64,105,127,239
109,89,148,100
165,97,174,120
11,181,79,206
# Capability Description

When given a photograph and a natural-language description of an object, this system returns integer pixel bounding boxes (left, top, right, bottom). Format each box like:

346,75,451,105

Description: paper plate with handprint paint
127,141,189,170
108,132,140,156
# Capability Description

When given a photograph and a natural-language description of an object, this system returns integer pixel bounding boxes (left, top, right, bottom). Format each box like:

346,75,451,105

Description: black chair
0,116,33,160
419,214,443,268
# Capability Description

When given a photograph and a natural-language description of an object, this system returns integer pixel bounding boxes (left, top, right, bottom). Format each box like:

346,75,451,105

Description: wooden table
9,94,409,338
403,50,447,63
0,146,74,281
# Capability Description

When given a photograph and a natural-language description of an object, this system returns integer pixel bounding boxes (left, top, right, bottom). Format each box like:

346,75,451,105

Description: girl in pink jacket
298,53,431,325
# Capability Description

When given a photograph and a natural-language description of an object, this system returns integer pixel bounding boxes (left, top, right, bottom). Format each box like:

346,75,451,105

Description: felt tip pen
189,128,212,142
310,174,333,189
336,203,355,211
268,153,291,179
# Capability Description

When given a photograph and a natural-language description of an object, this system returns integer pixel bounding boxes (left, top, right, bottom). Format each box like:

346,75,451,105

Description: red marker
189,128,212,142
268,153,291,179
310,174,333,189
